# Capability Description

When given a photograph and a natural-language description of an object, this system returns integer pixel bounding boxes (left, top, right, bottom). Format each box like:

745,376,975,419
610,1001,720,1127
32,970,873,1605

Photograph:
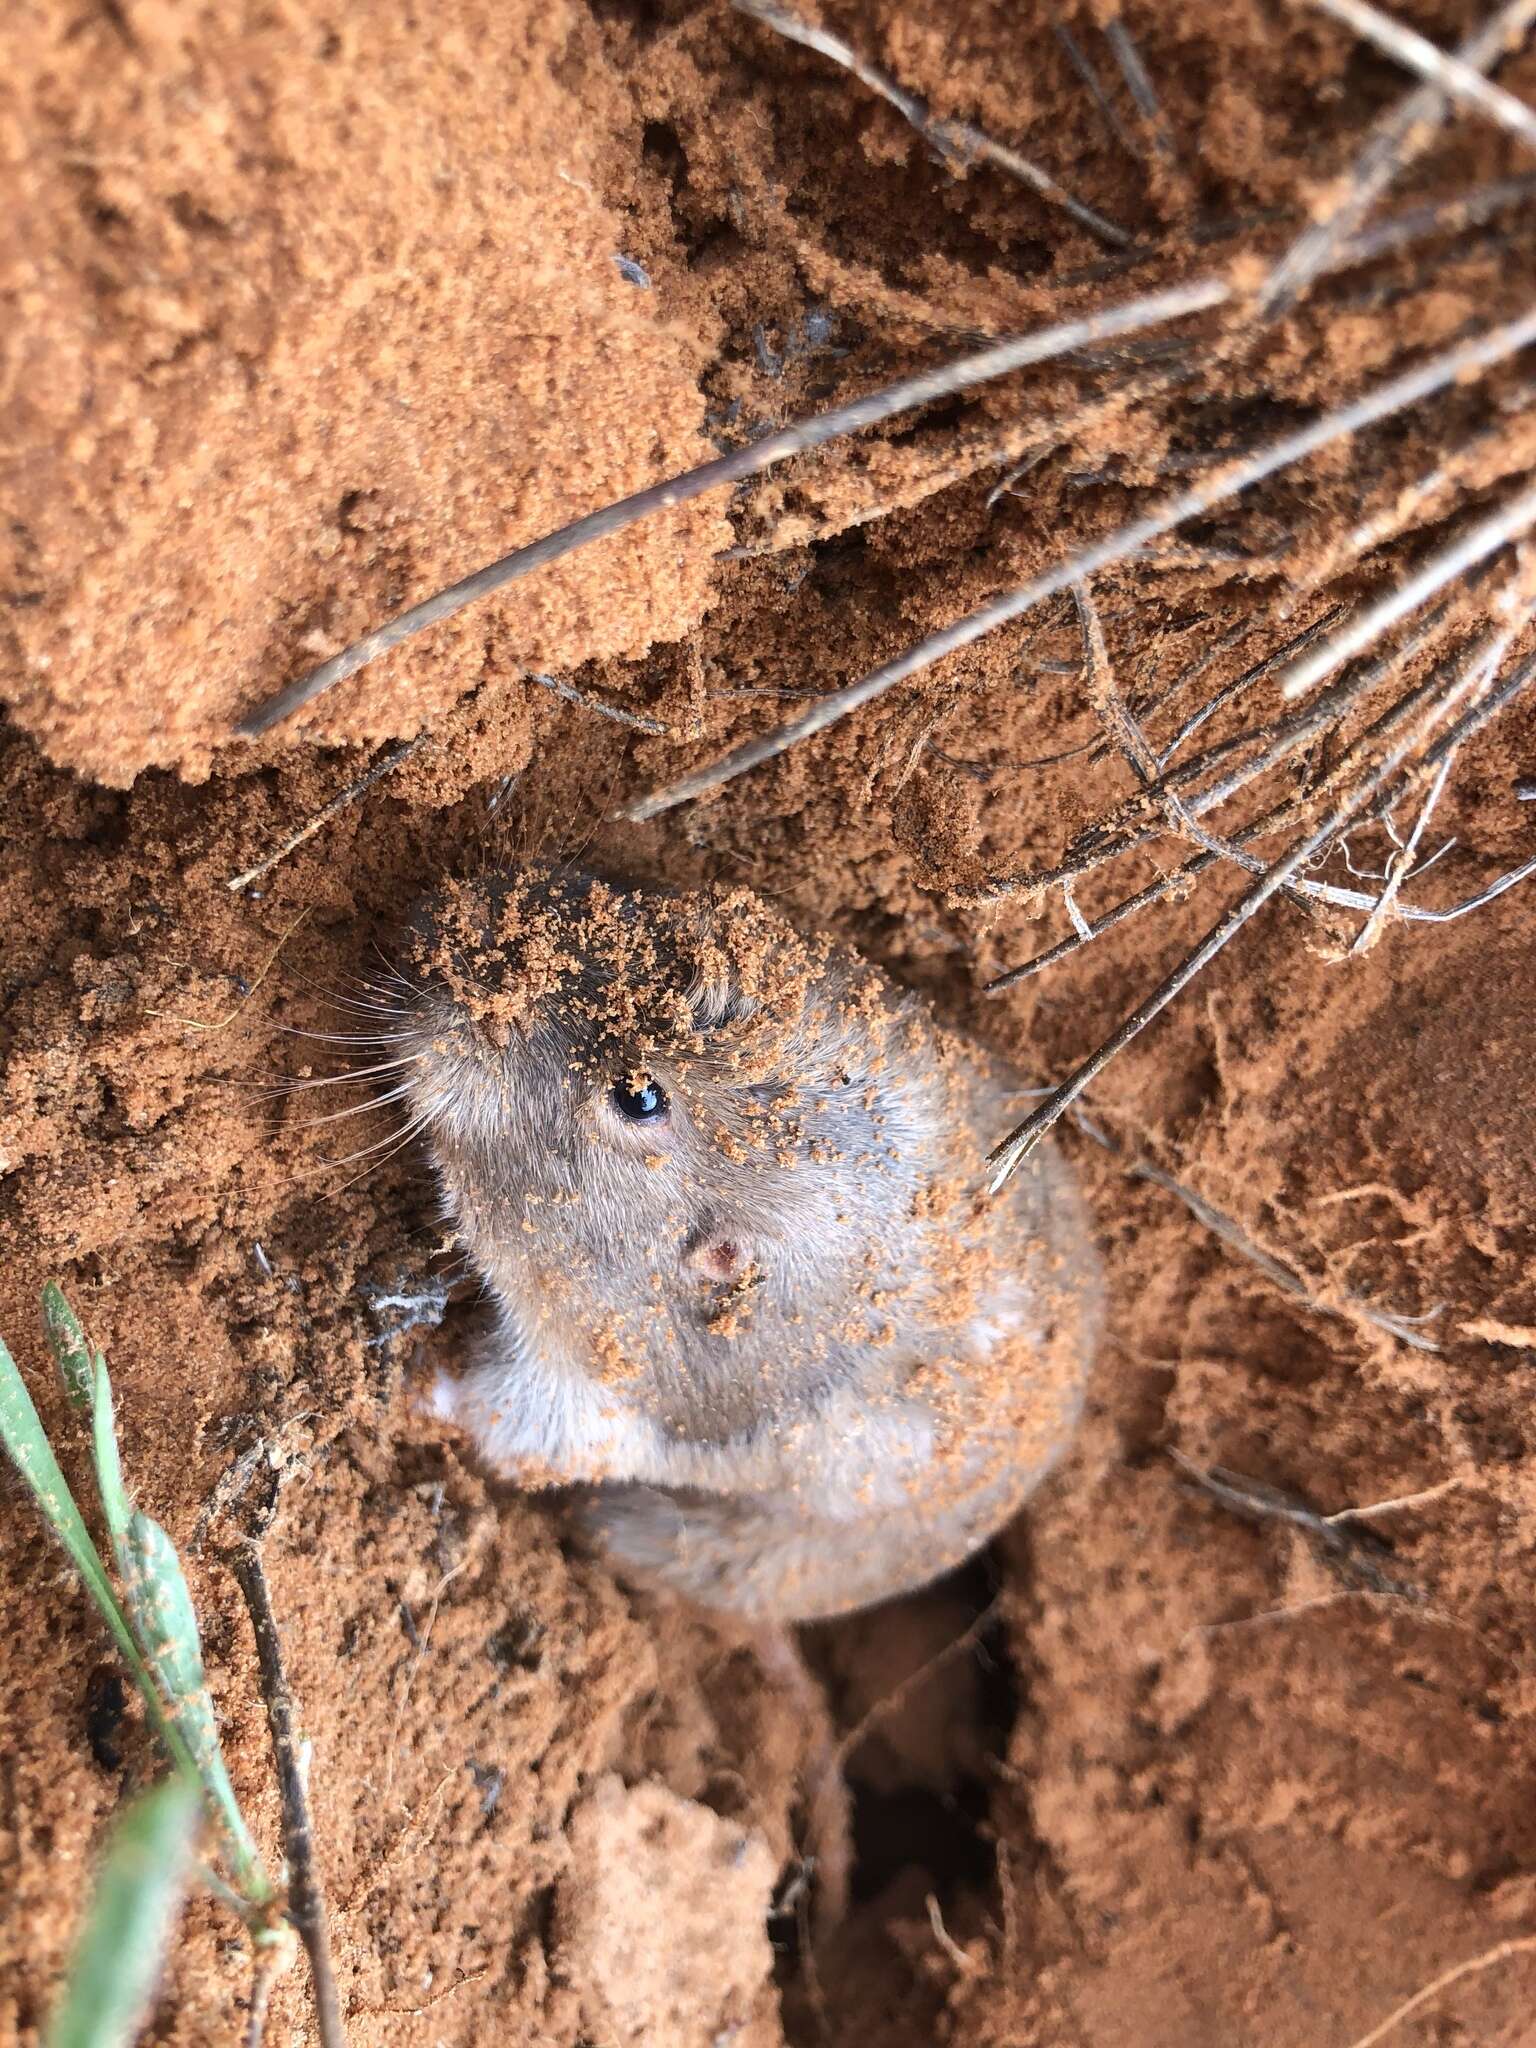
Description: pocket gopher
391,864,1099,1622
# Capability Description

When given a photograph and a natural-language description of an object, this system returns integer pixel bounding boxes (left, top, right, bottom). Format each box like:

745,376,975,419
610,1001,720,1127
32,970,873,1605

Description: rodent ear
682,1232,752,1287
686,972,755,1035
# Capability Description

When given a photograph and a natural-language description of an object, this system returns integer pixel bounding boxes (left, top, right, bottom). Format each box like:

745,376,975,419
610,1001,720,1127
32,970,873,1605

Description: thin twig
1102,16,1182,167
1342,1936,1536,2048
1329,1477,1463,1523
1259,0,1536,314
1282,401,1535,607
1130,1158,1440,1350
1173,1454,1460,1532
1190,1587,1456,1639
1072,579,1157,782
148,907,313,1030
1305,0,1536,151
1157,613,1339,766
984,595,1533,1186
619,306,1536,822
1339,170,1536,267
1417,641,1536,772
999,614,1531,1155
231,1545,347,2048
1088,744,1492,929
384,1560,467,1795
228,665,663,888
788,1588,1002,1981
237,160,1536,750
227,736,429,891
238,281,1224,734
1060,875,1092,938
823,1597,1000,1781
982,602,1518,924
245,1942,289,2048
1348,748,1455,953
1052,20,1144,163
732,0,1133,245
988,813,1536,988
1280,480,1536,699
925,1893,983,1975
367,1967,492,2019
1050,170,1535,291
524,670,666,733
986,858,1215,989
1167,1451,1424,1597
1063,585,1323,937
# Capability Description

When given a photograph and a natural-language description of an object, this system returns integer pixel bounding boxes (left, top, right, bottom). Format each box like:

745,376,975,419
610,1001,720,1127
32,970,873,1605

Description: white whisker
278,964,409,1018
267,1023,412,1047
292,1083,417,1130
328,1112,435,1191
265,1056,419,1091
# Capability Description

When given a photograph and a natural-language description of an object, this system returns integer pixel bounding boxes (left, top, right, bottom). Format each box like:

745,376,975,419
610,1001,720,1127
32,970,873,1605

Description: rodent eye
611,1077,669,1122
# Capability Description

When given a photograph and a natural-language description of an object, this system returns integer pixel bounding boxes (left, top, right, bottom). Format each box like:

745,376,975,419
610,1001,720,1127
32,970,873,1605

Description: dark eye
612,1077,669,1122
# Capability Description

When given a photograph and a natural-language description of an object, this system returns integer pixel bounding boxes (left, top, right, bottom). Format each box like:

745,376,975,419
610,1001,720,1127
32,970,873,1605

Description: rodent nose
682,1231,751,1287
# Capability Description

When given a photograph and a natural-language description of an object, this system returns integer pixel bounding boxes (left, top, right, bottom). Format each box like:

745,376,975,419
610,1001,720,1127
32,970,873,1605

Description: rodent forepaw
424,1369,462,1422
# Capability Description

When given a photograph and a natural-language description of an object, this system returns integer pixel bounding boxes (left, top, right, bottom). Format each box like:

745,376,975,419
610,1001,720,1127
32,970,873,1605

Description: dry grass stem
732,0,1134,245
230,1544,345,2048
1129,1158,1441,1350
227,738,428,892
623,308,1536,823
1342,1935,1536,2048
985,592,1534,1185
1305,0,1536,149
241,284,1223,735
1169,1450,1424,1598
1258,0,1536,313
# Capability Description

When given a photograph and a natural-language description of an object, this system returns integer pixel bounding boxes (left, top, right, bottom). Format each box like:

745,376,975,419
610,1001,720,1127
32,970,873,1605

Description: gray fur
393,865,1099,1621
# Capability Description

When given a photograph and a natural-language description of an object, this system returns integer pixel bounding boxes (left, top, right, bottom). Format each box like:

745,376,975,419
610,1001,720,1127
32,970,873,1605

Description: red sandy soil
3,1,1535,2043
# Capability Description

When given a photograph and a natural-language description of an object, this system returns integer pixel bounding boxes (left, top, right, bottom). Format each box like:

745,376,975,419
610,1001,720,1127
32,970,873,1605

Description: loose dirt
3,1,1535,2043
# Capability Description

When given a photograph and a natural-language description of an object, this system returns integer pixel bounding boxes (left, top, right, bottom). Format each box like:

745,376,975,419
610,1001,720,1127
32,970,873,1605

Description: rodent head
390,865,987,1437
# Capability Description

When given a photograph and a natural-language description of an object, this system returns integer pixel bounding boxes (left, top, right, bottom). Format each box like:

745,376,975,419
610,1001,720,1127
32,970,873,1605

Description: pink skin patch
684,1235,750,1286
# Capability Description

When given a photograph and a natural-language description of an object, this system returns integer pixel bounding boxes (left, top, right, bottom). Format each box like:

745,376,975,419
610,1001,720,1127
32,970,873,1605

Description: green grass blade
41,1282,94,1413
4,1321,271,1908
123,1512,270,1901
45,1777,200,2048
0,1338,203,1790
90,1355,133,1574
40,1286,132,1571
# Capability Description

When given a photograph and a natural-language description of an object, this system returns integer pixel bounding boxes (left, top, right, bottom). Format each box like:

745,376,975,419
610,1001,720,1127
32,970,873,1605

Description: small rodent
390,864,1100,1622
